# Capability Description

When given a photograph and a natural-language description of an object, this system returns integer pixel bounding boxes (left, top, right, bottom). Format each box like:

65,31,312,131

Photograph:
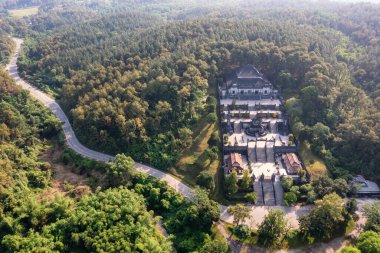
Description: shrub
234,224,251,239
281,176,293,191
339,246,361,253
300,183,312,194
357,231,380,253
284,192,297,206
196,170,215,191
290,186,300,197
245,192,257,204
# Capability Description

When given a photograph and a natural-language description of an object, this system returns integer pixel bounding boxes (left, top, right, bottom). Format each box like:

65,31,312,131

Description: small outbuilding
227,153,245,174
282,153,302,175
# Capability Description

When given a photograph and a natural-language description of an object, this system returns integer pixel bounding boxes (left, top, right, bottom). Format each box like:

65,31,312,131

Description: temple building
220,65,276,100
226,153,245,174
282,153,302,175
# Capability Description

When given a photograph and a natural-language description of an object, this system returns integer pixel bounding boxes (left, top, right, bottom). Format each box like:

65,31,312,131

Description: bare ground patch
40,143,91,200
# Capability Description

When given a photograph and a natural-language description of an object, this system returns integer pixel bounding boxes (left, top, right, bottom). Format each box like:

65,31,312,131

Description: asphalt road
6,38,195,200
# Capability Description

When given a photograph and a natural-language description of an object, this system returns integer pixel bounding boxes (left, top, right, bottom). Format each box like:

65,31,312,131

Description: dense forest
0,67,225,252
1,0,380,251
10,0,379,182
0,35,15,65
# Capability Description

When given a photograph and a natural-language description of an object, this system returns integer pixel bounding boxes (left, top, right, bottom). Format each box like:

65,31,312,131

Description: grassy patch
285,230,306,249
171,116,219,186
345,216,356,235
9,6,39,18
299,141,328,180
223,222,259,246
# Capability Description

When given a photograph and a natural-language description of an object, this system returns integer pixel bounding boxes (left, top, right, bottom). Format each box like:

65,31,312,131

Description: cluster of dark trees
0,35,15,65
227,193,357,249
338,202,380,253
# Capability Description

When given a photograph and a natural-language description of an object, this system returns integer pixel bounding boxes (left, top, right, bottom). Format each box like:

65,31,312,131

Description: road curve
5,37,195,200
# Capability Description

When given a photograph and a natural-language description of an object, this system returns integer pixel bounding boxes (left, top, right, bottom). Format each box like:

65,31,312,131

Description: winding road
5,38,195,200
5,38,379,252
2,37,316,226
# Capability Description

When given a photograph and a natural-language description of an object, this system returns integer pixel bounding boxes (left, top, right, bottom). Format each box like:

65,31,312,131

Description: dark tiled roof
237,65,261,79
230,153,243,166
227,153,244,172
237,78,268,89
282,153,301,175
226,65,272,89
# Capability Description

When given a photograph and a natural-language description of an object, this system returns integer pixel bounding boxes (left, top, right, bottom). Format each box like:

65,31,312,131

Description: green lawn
171,116,219,186
298,141,328,180
9,6,39,18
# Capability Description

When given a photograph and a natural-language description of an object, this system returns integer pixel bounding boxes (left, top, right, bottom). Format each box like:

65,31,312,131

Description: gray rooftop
237,65,261,79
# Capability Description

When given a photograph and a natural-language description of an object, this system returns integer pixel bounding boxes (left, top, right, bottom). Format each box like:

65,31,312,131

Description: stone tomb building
220,65,277,100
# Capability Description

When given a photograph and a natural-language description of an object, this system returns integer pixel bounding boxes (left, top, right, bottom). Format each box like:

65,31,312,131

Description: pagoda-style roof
282,153,301,174
237,65,261,79
226,65,272,90
230,153,243,167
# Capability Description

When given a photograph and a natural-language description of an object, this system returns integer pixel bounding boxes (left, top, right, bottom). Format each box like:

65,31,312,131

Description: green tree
178,127,193,149
357,231,380,253
241,170,251,190
333,178,349,197
245,192,257,204
225,171,238,195
345,199,358,215
196,170,215,191
47,187,172,253
284,192,297,206
192,187,221,229
281,176,293,191
257,209,288,248
1,231,63,253
106,154,135,186
207,113,217,124
227,204,251,226
313,175,334,197
299,193,346,240
233,224,251,239
339,246,361,253
363,203,380,232
199,235,228,253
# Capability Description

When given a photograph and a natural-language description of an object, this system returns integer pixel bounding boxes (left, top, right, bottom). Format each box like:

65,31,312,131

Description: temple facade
220,65,277,100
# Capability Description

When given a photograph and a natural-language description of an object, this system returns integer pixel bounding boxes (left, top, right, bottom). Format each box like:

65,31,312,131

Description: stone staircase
270,121,277,133
263,180,276,206
256,141,266,162
253,180,264,205
266,141,275,163
248,142,256,163
274,179,284,206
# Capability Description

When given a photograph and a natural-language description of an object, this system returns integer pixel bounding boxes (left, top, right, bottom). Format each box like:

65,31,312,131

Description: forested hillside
0,68,225,252
0,35,15,65
12,0,380,182
0,0,379,251
0,67,171,252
